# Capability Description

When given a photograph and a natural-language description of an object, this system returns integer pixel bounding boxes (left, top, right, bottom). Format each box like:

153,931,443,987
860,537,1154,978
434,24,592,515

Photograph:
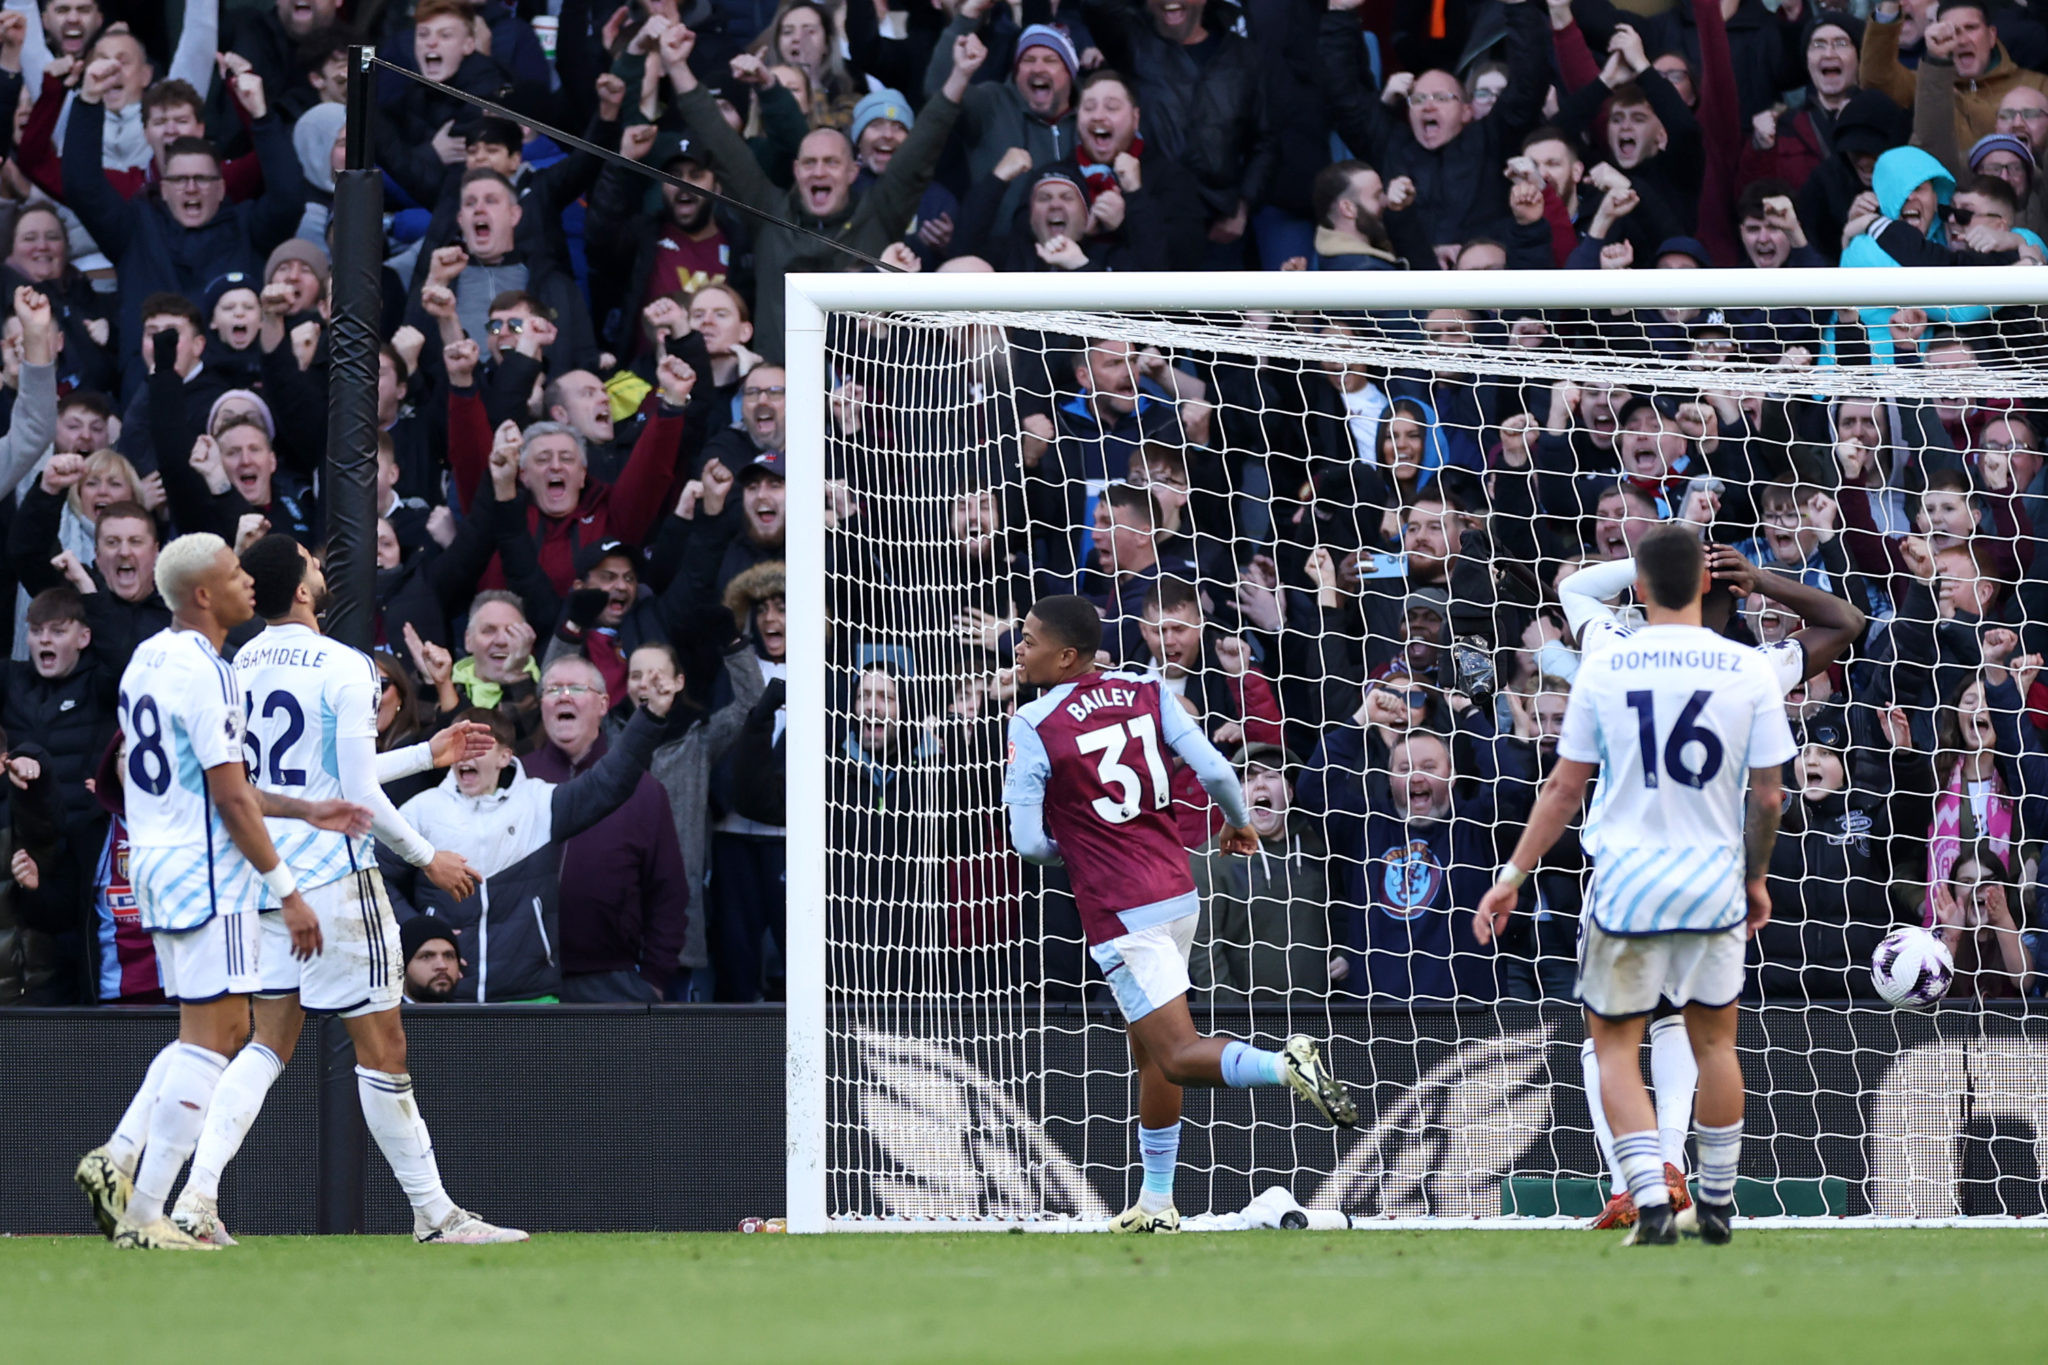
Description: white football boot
415,1207,530,1244
171,1189,239,1247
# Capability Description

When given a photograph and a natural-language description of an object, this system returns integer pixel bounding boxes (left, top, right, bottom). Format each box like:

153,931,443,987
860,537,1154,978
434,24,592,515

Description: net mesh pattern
815,294,2048,1223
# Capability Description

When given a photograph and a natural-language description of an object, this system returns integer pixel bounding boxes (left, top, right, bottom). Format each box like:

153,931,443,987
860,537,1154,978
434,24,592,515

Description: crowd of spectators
0,0,2042,1011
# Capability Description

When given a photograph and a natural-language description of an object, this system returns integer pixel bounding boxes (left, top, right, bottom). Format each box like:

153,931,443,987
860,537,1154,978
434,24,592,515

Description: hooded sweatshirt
1837,145,2005,360
293,103,347,242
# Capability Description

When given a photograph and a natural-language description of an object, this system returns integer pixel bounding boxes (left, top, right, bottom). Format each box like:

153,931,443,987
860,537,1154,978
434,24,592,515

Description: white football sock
1614,1130,1670,1209
184,1043,283,1203
1648,1016,1698,1173
1580,1039,1625,1194
1695,1119,1743,1207
107,1041,179,1176
357,1067,456,1226
127,1043,227,1225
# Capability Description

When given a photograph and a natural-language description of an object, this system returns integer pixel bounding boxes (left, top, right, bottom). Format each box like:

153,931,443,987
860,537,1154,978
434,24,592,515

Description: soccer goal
785,267,2048,1232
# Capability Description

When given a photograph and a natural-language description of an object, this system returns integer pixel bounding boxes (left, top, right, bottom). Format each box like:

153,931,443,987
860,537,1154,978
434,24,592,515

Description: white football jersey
1559,622,1799,934
1578,614,1807,697
118,627,258,931
235,622,381,899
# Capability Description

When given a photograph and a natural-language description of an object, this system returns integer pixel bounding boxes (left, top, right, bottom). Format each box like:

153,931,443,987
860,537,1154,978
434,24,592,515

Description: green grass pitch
6,1228,2037,1363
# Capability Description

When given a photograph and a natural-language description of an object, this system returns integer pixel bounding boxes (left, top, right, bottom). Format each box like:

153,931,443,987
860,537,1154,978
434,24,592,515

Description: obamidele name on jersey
235,622,381,901
117,628,259,932
1558,622,1798,935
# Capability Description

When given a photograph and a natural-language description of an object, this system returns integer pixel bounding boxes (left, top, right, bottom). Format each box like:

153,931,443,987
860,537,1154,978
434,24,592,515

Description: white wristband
261,864,299,903
1495,862,1528,890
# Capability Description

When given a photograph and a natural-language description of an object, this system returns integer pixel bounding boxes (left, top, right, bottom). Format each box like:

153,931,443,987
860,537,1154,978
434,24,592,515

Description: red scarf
1077,134,1142,204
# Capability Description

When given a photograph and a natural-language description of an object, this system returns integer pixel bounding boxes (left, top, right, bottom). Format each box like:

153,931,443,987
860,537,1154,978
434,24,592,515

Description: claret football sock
107,1042,180,1176
1219,1040,1286,1088
185,1043,283,1203
128,1043,228,1226
357,1067,456,1226
1137,1123,1181,1213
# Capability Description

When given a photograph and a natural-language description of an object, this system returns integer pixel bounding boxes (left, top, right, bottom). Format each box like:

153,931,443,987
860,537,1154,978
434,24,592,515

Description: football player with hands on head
1478,528,1799,1247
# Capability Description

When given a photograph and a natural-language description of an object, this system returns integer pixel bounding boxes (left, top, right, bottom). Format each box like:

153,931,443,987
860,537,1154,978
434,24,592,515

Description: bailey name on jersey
1062,683,1142,723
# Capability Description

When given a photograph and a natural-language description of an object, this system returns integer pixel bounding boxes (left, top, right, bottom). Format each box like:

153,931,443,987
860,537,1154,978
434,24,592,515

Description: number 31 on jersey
1077,715,1169,824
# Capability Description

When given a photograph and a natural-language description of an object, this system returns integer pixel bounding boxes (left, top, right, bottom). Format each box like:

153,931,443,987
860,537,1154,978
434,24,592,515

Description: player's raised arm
335,729,479,901
1556,555,1639,647
1474,757,1596,944
373,720,497,785
1705,544,1866,681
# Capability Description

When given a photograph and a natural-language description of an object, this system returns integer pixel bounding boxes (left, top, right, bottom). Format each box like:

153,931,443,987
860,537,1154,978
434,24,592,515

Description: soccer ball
1870,926,1954,1010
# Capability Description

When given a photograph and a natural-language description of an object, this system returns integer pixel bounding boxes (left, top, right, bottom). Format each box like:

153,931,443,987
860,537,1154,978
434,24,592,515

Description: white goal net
785,269,2048,1231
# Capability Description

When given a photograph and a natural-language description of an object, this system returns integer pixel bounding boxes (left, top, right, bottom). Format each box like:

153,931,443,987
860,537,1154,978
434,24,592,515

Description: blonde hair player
74,534,374,1251
167,535,526,1247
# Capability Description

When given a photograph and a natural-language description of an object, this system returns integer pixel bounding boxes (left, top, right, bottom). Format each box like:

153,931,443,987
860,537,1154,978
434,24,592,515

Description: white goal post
785,267,2048,1234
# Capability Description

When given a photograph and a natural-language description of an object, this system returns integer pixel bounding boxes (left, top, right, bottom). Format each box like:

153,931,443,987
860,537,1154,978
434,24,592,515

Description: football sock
128,1043,228,1225
185,1043,282,1203
108,1041,179,1175
1219,1041,1286,1088
1137,1123,1181,1213
1648,1016,1698,1173
1614,1131,1670,1211
1695,1120,1742,1207
1579,1039,1626,1197
357,1067,456,1226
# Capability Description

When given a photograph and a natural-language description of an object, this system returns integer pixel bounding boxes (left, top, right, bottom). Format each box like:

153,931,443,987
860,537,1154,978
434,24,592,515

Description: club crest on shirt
1379,840,1443,920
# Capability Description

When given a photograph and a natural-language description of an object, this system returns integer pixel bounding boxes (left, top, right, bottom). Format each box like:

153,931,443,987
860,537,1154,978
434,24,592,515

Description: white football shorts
1090,913,1198,1024
257,869,403,1018
1577,919,1746,1020
153,910,262,1004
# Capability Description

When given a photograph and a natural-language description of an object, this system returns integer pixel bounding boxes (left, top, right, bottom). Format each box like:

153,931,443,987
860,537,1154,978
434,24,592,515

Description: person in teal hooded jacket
1836,145,2041,360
